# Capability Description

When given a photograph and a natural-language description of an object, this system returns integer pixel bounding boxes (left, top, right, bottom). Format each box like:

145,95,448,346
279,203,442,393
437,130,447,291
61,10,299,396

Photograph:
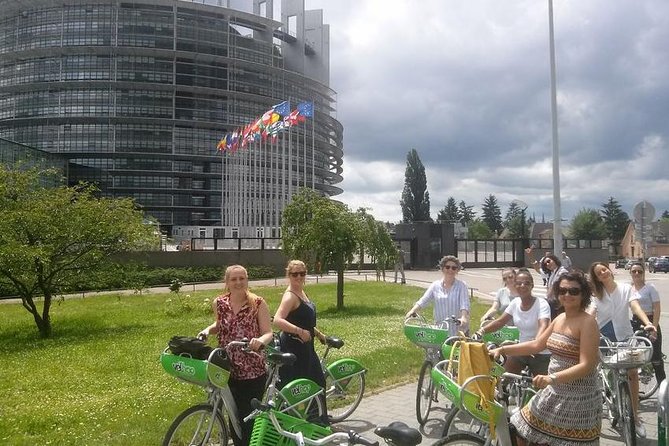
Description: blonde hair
285,259,307,277
223,264,258,310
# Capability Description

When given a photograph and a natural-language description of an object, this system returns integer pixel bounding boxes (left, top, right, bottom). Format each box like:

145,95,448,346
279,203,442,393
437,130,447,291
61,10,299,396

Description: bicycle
246,398,423,446
434,339,533,440
403,314,460,425
319,335,367,422
639,352,665,400
432,371,536,446
161,338,325,446
599,330,653,445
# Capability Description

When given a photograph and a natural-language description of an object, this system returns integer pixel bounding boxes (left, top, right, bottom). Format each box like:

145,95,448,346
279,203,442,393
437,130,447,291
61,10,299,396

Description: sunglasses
558,287,581,296
630,270,644,275
289,271,307,277
442,265,459,271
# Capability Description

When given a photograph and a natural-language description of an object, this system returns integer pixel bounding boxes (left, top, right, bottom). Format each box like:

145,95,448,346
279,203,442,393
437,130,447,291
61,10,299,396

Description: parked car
650,258,669,273
615,258,629,269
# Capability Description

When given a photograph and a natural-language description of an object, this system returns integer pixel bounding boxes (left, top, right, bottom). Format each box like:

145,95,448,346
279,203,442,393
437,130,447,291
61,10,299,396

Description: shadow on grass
0,320,151,354
319,304,405,318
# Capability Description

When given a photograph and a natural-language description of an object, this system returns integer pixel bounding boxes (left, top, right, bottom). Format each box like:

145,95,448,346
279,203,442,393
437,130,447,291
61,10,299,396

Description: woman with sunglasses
273,260,328,423
480,267,518,324
629,261,666,385
478,269,551,375
405,255,470,336
492,271,601,445
588,261,657,438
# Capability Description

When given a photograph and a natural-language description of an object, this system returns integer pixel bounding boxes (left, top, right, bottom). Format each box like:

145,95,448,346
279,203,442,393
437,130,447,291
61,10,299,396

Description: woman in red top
199,265,273,446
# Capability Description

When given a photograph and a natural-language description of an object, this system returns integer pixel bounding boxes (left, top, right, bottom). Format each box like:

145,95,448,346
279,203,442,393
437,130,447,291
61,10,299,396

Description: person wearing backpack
198,264,273,446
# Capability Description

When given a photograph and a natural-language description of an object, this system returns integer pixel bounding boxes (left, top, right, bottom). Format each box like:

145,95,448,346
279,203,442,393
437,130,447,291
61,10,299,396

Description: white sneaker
636,419,647,438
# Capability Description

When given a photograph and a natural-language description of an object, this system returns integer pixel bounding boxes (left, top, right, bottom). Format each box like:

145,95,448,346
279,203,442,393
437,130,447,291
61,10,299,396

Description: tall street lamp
548,0,563,256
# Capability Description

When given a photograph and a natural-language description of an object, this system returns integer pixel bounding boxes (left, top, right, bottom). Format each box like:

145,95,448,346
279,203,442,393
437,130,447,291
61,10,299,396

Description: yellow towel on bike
448,338,498,438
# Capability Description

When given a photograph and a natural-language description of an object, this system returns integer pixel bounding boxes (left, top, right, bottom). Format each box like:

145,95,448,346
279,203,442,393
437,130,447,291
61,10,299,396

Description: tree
600,197,630,256
400,149,431,222
661,210,669,220
503,201,527,239
467,219,493,239
0,166,158,338
437,197,460,223
354,208,396,278
458,201,476,224
282,188,360,310
568,208,607,240
481,194,503,235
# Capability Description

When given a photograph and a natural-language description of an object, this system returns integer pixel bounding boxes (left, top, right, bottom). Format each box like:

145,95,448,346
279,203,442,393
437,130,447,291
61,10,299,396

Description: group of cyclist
197,260,327,446
406,253,664,445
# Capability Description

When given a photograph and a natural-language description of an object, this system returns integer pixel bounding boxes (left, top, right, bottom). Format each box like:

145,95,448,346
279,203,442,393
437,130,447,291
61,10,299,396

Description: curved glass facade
0,0,343,234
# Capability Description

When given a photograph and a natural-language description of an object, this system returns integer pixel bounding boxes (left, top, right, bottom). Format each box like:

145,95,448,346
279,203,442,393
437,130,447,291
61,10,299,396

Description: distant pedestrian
561,251,573,270
394,248,406,284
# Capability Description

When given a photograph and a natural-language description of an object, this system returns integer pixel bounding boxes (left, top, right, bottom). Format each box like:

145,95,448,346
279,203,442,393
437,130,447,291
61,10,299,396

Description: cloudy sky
305,0,669,225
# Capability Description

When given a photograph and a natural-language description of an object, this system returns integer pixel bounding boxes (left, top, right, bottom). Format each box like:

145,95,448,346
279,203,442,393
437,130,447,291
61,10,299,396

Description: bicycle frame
320,337,367,396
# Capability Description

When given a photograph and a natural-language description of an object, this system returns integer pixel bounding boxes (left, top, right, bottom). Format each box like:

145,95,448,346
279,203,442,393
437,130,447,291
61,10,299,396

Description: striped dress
511,332,601,445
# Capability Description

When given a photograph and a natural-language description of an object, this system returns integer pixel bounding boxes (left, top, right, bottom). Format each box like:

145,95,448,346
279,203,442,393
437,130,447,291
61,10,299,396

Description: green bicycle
161,338,325,446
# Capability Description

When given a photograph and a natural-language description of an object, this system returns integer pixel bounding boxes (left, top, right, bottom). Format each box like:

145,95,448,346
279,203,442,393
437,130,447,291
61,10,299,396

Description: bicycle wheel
163,404,228,446
441,406,487,438
618,380,636,446
638,362,659,401
416,360,434,425
431,432,486,446
325,372,366,422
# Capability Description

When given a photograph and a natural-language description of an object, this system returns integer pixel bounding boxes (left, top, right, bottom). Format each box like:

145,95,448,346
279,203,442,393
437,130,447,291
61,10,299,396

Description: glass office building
0,0,343,237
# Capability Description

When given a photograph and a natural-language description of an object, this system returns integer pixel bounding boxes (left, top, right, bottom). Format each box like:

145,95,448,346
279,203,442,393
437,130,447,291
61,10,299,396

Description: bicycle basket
482,326,520,344
600,339,653,370
403,323,449,349
249,410,331,446
160,349,231,388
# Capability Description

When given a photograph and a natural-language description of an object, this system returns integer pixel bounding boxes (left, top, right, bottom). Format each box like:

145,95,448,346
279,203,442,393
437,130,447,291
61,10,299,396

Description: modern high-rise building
0,0,343,238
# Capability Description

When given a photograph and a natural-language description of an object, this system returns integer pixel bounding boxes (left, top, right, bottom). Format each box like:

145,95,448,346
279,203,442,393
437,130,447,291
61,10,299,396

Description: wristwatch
549,373,558,385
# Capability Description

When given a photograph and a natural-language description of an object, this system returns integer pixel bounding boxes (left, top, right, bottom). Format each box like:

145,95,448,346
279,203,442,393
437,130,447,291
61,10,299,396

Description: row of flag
216,100,314,153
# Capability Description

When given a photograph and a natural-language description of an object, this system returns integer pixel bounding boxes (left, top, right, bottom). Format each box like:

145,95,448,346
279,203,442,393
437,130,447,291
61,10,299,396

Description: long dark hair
588,261,610,299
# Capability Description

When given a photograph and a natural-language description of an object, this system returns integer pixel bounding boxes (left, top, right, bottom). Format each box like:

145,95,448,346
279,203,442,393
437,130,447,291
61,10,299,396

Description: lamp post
548,0,563,256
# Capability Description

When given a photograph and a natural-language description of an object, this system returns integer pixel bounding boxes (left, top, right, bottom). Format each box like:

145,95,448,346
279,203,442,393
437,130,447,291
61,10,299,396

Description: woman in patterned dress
198,265,274,446
491,270,601,445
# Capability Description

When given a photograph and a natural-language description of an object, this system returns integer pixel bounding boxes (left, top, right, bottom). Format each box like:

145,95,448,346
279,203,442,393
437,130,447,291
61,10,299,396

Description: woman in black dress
273,259,328,423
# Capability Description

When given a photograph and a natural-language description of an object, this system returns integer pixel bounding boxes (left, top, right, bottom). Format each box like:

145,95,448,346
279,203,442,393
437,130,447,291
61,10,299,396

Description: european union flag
297,101,314,118
272,100,291,117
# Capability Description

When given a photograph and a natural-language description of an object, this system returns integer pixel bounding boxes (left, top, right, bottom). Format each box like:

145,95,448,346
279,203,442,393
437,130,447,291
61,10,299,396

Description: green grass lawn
0,281,486,445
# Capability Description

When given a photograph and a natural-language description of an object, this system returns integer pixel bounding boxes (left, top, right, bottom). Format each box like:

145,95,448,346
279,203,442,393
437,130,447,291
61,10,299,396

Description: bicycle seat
374,421,422,446
267,352,296,366
326,337,344,349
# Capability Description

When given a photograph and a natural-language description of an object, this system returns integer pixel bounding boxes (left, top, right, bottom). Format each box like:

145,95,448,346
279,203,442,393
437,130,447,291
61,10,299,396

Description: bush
0,264,277,297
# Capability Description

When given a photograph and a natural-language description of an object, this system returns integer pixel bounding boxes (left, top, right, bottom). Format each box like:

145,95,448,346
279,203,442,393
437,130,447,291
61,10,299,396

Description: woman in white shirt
629,261,665,384
480,267,518,324
476,269,551,376
588,261,656,438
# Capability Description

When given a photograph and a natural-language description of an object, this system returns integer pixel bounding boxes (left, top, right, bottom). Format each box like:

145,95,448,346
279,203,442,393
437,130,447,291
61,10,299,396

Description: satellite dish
633,200,655,223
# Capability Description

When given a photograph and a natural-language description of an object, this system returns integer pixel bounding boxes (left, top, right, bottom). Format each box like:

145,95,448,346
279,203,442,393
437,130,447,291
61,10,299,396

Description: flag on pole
216,134,228,152
297,101,314,118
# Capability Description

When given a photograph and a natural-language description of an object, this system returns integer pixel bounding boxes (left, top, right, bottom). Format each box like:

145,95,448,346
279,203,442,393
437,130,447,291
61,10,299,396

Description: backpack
168,336,213,360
